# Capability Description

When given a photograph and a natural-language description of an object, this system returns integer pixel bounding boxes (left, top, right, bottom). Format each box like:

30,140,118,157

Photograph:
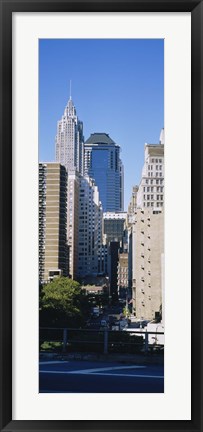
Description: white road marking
39,370,163,379
68,365,146,374
39,361,69,365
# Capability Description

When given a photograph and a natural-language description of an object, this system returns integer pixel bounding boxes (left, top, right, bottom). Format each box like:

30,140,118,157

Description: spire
159,128,165,145
69,79,72,100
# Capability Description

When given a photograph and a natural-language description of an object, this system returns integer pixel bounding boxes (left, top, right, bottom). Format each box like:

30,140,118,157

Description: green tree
39,277,90,328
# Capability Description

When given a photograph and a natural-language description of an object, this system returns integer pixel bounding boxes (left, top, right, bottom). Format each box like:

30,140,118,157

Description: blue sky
39,39,164,210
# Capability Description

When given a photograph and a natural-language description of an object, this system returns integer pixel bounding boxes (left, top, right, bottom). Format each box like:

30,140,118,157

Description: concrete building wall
132,208,164,320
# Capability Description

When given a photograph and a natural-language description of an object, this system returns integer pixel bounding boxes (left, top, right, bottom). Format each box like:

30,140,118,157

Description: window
151,195,154,199
147,187,150,192
156,165,158,170
151,187,154,192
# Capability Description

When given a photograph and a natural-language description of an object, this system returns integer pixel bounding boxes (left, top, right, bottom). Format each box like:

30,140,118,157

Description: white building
130,129,165,320
67,170,80,280
137,129,164,210
77,176,103,278
55,96,84,174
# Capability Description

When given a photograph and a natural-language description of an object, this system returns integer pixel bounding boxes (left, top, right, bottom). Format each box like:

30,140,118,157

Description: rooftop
85,133,116,145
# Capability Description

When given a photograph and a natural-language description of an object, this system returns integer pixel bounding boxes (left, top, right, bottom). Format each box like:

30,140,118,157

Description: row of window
143,186,164,192
148,164,162,170
148,172,163,177
149,158,162,163
143,194,163,201
145,179,163,185
143,202,164,207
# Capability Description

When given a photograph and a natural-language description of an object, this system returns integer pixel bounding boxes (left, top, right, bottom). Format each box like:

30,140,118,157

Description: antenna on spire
69,80,72,99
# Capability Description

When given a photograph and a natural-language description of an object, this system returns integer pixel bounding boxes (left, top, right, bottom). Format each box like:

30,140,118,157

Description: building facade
39,163,68,283
103,212,127,245
132,208,164,320
136,129,164,210
84,133,124,212
55,96,84,174
77,175,103,278
67,170,80,280
117,252,129,298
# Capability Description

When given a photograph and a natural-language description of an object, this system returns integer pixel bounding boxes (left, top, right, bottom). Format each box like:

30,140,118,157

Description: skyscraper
132,208,164,320
84,133,124,212
77,176,103,278
136,128,164,209
67,170,80,280
130,129,165,320
55,95,84,174
39,163,68,283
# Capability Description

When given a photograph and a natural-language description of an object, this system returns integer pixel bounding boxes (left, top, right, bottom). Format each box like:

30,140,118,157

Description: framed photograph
0,0,202,431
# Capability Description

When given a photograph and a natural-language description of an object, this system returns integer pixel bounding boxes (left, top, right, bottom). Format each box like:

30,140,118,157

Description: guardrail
39,327,164,355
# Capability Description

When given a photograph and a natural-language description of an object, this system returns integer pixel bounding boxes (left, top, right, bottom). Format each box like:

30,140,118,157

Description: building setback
39,163,68,283
55,96,84,174
84,133,124,212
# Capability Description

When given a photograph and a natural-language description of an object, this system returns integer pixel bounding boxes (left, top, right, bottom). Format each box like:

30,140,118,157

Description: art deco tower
55,92,84,174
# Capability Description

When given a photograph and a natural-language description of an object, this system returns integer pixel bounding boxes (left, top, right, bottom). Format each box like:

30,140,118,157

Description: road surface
39,360,164,393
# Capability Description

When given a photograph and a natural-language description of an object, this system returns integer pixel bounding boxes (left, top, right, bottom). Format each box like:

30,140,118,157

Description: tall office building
131,129,165,320
84,133,124,212
39,163,68,283
55,95,84,174
67,170,80,280
136,129,164,209
77,176,103,278
132,208,164,320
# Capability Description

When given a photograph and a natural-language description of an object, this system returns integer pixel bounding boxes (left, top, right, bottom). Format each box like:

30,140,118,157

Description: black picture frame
0,1,202,431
